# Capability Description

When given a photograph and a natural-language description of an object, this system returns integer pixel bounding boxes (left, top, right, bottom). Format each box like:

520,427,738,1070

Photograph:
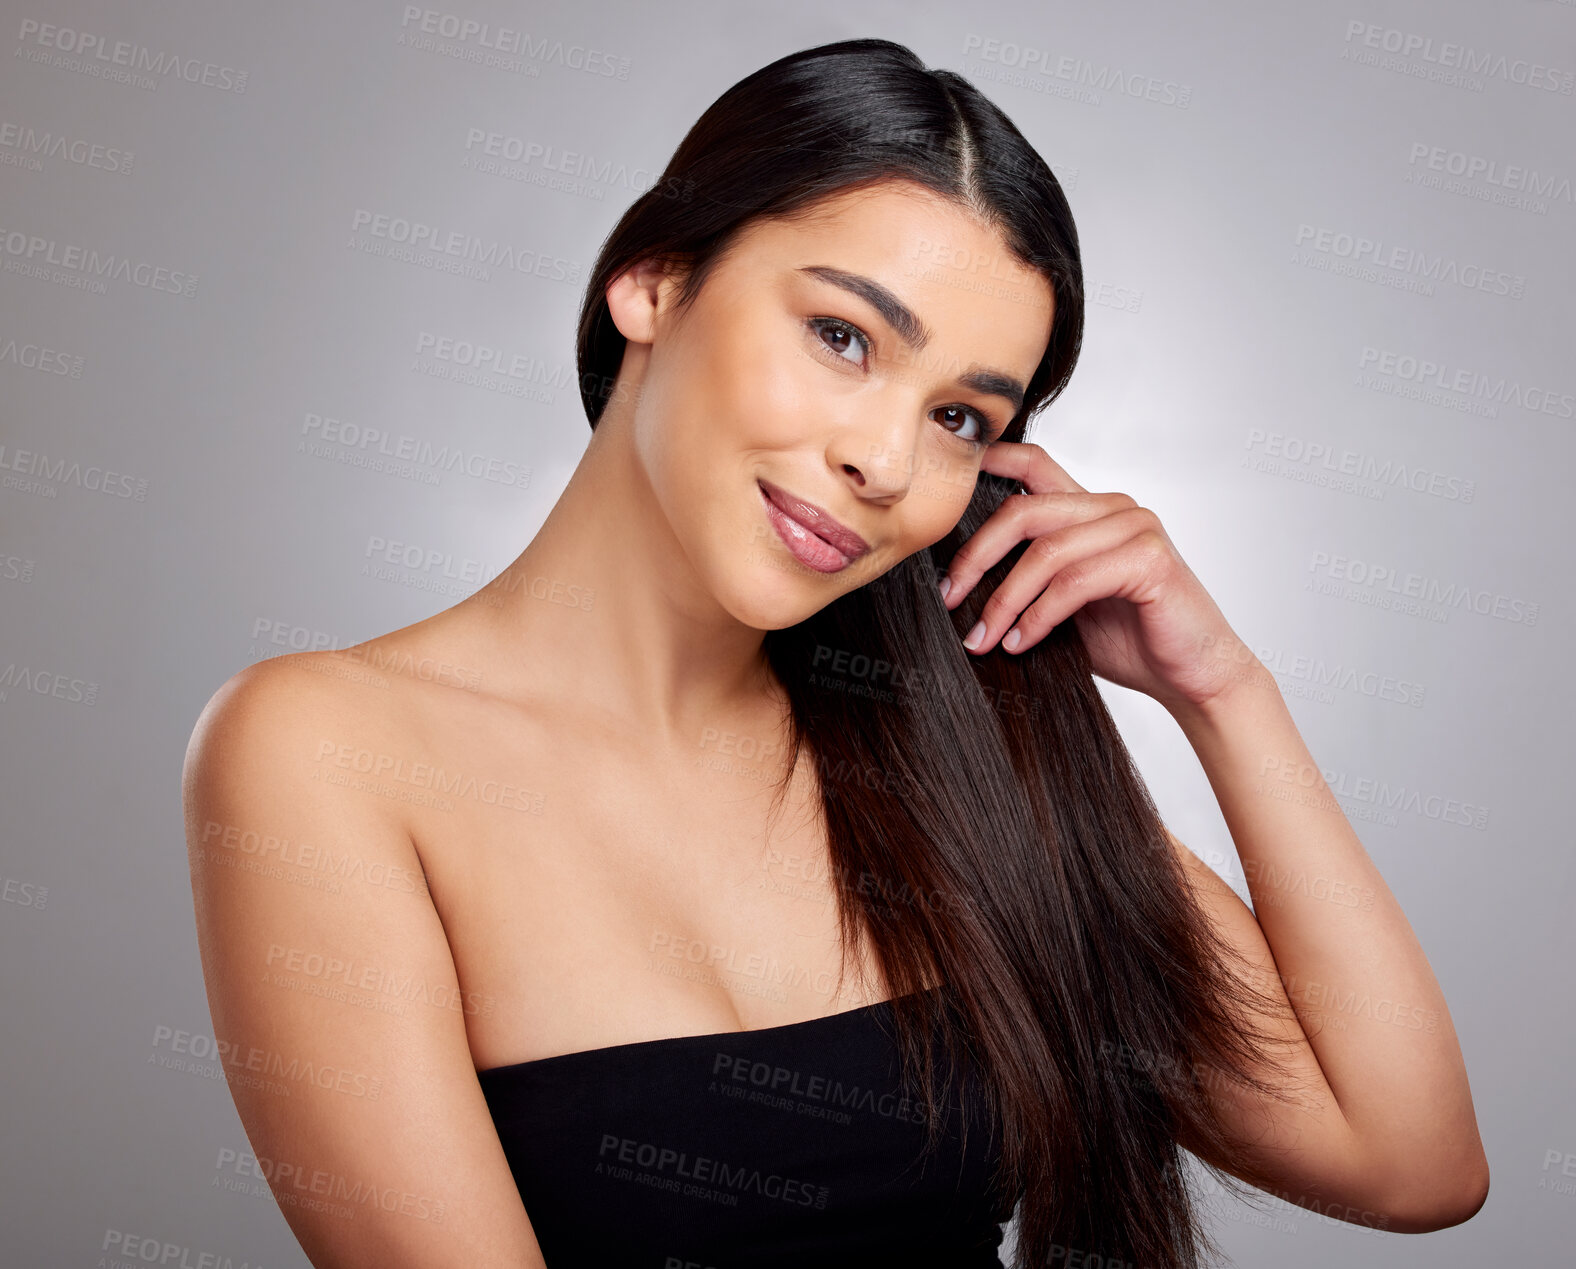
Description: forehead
723,180,1056,371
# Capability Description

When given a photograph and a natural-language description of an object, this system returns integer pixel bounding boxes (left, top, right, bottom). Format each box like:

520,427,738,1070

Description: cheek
639,325,751,483
668,312,812,456
909,449,981,527
882,464,977,567
730,338,825,450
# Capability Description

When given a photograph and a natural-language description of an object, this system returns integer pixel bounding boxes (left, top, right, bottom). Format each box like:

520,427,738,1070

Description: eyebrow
797,264,1028,416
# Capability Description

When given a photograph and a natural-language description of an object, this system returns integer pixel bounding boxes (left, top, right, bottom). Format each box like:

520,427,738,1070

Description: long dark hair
574,38,1303,1269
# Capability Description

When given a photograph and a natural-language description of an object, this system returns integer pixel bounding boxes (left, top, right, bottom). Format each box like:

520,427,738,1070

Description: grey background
1,0,1571,1264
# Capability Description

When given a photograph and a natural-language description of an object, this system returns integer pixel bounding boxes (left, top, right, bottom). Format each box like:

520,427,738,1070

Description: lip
757,478,872,572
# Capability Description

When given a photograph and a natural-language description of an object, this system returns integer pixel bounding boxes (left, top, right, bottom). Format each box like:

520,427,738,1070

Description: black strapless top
477,989,1017,1267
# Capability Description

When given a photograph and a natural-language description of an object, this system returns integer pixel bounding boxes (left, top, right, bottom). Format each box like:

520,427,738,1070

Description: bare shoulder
181,650,546,1266
183,642,447,831
186,647,402,770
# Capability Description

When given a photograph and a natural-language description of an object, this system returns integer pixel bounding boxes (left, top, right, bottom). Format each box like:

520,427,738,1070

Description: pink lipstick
757,478,871,574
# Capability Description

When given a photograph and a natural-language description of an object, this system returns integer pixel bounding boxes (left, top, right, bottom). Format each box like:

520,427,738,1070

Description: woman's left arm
941,441,1490,1233
1161,665,1488,1231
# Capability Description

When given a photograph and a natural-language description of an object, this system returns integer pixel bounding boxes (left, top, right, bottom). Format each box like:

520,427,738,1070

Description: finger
944,489,1139,611
962,508,1159,654
984,532,1174,657
977,440,1088,496
1003,533,1172,655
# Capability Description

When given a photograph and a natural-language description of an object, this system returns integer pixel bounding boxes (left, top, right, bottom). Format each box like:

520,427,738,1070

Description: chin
715,558,838,632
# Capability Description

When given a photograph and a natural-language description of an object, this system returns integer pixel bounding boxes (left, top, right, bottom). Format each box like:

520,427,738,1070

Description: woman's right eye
807,317,870,368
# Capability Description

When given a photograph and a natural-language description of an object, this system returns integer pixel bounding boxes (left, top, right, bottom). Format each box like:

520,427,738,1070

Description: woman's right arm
182,660,548,1268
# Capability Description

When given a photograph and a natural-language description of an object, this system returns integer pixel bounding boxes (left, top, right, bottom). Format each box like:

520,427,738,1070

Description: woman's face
606,178,1056,630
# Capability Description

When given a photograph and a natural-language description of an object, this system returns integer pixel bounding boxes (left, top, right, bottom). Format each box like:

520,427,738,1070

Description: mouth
757,478,872,574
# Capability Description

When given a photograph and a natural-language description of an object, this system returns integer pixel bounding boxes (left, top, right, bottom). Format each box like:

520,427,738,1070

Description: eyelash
805,316,1002,448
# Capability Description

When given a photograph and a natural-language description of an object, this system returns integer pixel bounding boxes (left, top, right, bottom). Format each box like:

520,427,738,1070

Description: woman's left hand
940,441,1255,716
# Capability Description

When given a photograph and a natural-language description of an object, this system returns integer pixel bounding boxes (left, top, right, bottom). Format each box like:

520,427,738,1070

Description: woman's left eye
932,404,993,445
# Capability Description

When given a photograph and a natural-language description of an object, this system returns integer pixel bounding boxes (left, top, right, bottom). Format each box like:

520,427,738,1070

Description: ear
606,257,675,346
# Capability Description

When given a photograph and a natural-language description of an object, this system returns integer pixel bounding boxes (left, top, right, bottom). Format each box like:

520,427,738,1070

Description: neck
462,403,781,747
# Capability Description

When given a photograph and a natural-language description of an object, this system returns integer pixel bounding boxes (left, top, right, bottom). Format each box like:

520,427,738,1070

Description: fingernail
963,621,985,650
938,576,951,602
1003,628,1022,652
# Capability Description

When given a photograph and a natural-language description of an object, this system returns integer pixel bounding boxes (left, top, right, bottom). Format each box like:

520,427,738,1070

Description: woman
183,37,1488,1269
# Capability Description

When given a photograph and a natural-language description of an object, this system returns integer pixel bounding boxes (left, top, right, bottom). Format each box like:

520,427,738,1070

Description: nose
824,396,920,502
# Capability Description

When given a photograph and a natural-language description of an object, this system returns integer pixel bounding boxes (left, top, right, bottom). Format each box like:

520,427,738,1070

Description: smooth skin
184,180,1485,1268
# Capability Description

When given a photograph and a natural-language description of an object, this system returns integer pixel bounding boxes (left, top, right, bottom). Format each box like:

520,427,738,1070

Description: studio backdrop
1,1,1570,1266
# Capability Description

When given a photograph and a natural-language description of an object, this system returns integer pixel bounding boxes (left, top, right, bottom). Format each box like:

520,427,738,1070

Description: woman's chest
397,723,887,1070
